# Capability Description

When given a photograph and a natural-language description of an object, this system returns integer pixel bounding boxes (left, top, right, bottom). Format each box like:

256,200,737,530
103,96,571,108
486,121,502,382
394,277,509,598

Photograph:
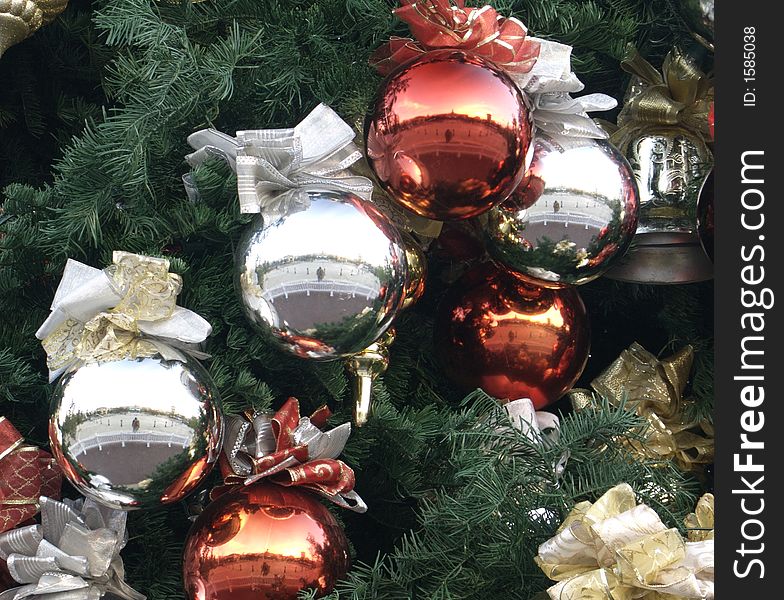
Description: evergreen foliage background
0,1,713,598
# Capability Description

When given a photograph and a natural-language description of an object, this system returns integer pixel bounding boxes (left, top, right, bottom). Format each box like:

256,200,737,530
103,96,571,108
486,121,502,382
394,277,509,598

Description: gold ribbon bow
36,252,212,380
536,484,714,600
612,46,713,146
568,343,713,473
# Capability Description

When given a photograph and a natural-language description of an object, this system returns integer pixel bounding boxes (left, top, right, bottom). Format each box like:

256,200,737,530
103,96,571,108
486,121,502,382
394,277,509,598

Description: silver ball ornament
484,133,639,287
49,351,223,510
235,189,410,359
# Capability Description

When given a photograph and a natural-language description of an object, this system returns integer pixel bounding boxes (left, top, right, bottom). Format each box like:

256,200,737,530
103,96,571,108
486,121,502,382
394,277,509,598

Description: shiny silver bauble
236,189,410,359
484,133,639,287
49,352,223,510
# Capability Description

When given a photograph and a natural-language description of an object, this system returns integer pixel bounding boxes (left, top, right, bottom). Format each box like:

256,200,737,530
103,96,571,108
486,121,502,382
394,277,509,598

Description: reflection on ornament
400,232,427,310
607,126,713,283
0,0,68,57
485,133,639,286
365,49,532,221
183,482,350,600
622,126,710,236
434,263,589,409
235,189,410,360
48,350,223,510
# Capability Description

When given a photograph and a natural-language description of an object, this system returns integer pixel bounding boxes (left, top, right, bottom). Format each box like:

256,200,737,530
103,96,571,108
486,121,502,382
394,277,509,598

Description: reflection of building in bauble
481,315,569,368
379,112,521,185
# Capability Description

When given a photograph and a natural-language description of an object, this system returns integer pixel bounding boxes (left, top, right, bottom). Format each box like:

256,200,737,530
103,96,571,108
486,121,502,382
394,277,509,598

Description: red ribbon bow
214,398,361,509
371,0,540,76
0,417,62,534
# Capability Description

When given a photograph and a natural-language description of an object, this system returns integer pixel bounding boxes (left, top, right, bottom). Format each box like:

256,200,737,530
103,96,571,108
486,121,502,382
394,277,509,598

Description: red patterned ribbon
371,0,540,75
214,399,363,510
0,417,62,533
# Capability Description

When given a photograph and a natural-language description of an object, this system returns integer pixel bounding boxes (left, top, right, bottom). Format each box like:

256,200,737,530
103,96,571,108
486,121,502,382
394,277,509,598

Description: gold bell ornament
606,46,714,284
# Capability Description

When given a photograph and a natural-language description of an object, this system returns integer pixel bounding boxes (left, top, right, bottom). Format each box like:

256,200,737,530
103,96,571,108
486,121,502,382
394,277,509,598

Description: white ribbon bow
503,398,569,479
185,104,374,217
0,497,145,600
35,252,212,382
514,38,617,139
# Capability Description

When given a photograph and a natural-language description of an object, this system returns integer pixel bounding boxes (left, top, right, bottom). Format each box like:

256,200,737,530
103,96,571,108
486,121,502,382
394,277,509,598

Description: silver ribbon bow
514,39,617,139
0,497,145,600
35,252,212,382
185,104,374,217
223,411,368,513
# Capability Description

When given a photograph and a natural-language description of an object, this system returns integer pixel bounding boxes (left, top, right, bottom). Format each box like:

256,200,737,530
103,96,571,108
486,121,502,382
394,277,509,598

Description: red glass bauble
434,263,590,408
364,49,532,221
183,483,350,600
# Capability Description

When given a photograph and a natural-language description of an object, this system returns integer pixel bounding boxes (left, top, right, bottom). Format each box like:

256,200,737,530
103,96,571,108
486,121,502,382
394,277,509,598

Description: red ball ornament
365,49,532,221
434,263,590,408
183,483,350,600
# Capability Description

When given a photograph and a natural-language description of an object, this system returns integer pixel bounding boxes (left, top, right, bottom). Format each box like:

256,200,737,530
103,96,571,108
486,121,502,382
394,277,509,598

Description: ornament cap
346,330,395,426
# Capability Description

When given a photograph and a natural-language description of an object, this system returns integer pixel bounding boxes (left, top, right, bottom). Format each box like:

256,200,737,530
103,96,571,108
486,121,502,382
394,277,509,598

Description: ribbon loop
186,104,373,218
217,398,367,513
35,252,212,381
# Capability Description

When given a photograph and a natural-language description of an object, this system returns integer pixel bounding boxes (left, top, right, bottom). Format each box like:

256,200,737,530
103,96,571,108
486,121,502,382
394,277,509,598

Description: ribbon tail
620,45,665,86
137,306,212,345
294,104,358,168
310,488,368,514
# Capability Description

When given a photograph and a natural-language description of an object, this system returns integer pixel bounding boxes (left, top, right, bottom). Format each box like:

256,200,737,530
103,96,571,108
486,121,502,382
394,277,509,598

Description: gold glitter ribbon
36,251,212,380
685,493,714,542
536,484,714,600
612,46,713,147
568,343,713,473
